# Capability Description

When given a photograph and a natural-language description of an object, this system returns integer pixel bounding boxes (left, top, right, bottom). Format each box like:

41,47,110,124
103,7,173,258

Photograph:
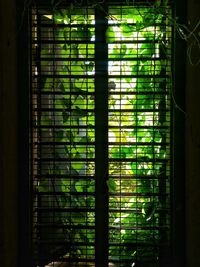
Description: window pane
107,6,171,266
31,3,172,267
31,7,96,266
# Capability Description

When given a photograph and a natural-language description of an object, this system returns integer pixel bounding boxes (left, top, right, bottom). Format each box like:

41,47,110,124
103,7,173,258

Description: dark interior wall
0,1,199,267
0,0,18,267
185,0,200,266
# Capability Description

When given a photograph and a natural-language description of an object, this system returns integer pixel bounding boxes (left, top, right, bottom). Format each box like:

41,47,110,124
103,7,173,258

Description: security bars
31,1,172,266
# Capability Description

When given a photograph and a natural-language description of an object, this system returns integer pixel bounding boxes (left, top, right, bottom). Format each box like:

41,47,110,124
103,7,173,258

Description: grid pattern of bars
107,6,171,266
31,2,172,267
31,7,96,266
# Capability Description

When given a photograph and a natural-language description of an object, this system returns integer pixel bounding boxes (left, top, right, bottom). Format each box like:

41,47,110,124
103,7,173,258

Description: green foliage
37,4,171,264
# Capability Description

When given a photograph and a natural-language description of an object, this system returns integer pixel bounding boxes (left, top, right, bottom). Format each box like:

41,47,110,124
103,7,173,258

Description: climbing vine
33,1,176,266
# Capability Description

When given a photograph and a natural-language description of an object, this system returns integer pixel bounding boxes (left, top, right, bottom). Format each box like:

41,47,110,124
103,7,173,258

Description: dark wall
186,0,200,266
0,0,199,267
0,0,18,267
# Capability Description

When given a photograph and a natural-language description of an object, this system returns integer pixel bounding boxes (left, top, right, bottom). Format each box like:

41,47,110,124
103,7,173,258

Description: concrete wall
0,0,199,267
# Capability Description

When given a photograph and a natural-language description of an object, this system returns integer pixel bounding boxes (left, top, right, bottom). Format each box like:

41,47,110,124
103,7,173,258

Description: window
31,1,173,266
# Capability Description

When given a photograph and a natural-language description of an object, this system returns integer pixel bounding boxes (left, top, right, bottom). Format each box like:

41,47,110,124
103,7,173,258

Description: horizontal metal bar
34,191,168,197
36,240,95,246
33,125,95,129
32,91,170,96
108,91,170,95
36,56,166,62
109,209,170,213
35,207,95,212
34,74,168,79
108,141,169,145
34,240,167,249
34,108,94,112
108,175,169,179
108,158,168,162
34,141,95,145
32,125,170,130
37,57,95,61
33,39,166,44
109,225,169,230
34,74,94,78
32,255,95,263
108,242,169,247
32,23,95,28
36,223,95,229
33,141,168,146
109,192,169,197
36,158,95,162
33,40,95,44
34,107,169,112
34,206,169,213
35,223,168,231
108,125,170,129
36,191,94,196
34,174,168,180
36,157,168,162
32,22,167,28
33,91,95,95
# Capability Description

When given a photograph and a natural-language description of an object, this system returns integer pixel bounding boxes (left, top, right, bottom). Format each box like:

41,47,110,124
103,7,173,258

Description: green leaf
136,21,143,31
61,180,70,192
88,180,95,193
131,162,137,172
107,178,117,192
122,25,135,36
65,131,74,142
75,181,84,192
142,203,157,221
106,27,115,42
57,81,66,93
79,27,92,41
61,98,71,108
37,179,50,192
62,110,69,123
111,147,126,159
84,61,94,71
41,114,52,126
55,130,64,141
74,106,88,117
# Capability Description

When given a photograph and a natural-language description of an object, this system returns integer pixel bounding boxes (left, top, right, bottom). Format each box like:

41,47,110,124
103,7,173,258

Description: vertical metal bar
30,6,37,267
158,13,171,265
18,1,31,266
172,0,186,265
95,5,109,267
35,8,43,265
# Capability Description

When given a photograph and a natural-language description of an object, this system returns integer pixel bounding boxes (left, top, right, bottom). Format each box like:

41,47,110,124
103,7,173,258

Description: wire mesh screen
31,2,172,267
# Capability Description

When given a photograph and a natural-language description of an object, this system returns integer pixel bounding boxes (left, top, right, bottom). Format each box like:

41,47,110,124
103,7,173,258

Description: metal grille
107,6,171,267
31,2,172,267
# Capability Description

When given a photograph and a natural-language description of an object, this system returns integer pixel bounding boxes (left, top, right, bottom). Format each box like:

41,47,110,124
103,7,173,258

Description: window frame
17,0,186,267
